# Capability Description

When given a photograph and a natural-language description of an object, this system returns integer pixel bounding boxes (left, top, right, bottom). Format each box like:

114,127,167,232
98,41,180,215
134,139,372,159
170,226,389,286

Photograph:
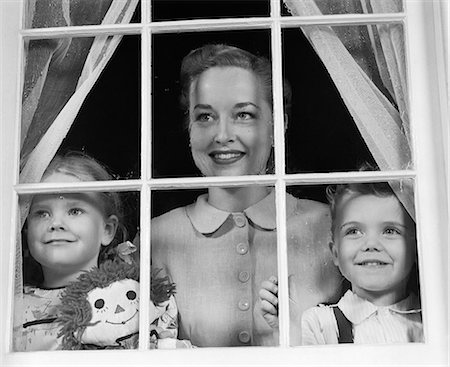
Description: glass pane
152,30,271,178
286,181,421,346
24,0,140,29
152,0,269,22
15,190,140,351
282,23,410,173
281,0,403,16
20,35,141,183
151,186,279,347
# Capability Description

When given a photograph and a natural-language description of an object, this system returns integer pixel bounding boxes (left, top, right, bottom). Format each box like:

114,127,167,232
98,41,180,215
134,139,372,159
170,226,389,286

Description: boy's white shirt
301,290,423,345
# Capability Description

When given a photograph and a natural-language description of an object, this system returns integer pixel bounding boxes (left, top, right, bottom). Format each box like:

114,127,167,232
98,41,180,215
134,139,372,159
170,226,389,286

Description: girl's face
27,172,117,277
330,194,416,305
188,66,273,177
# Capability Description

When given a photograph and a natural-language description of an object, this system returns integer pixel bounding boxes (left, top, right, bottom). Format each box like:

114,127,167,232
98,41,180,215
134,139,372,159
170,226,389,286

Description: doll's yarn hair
58,260,175,350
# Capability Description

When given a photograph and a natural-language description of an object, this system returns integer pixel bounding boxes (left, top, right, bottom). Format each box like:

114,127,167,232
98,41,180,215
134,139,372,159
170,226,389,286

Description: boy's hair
326,181,399,237
23,151,126,286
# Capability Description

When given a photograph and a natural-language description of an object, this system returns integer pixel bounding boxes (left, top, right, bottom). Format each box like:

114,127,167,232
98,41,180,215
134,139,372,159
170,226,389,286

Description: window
1,0,447,365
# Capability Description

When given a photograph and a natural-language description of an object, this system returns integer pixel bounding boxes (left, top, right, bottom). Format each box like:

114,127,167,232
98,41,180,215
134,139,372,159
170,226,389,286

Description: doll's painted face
80,279,140,347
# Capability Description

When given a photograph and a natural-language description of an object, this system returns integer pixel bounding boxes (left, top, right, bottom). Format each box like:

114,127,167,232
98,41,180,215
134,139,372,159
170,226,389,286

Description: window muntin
2,0,445,363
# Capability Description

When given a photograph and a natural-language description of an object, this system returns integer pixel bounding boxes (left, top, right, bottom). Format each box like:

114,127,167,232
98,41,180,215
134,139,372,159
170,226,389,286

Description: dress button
236,243,249,255
234,214,246,227
238,299,250,311
238,271,250,283
238,331,251,344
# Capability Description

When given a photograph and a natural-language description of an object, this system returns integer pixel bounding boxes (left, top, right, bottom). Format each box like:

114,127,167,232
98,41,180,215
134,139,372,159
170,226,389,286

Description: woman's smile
209,150,245,164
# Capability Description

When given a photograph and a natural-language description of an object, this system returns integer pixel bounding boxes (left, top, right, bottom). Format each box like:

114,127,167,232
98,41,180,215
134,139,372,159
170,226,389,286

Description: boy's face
330,193,416,304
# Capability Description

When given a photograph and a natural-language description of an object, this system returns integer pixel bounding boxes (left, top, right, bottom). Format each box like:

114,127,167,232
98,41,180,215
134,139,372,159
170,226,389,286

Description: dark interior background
57,0,376,221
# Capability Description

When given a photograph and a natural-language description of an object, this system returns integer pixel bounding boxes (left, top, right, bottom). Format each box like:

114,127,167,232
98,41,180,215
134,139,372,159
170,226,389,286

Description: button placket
232,213,252,345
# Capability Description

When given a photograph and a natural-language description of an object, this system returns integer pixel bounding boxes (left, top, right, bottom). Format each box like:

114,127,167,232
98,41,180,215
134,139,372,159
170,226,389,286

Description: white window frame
1,0,447,365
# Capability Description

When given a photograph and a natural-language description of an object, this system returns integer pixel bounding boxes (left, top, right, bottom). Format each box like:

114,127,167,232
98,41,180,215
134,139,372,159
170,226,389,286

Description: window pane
24,0,140,29
20,35,141,183
152,30,271,178
281,0,403,16
151,186,279,347
151,0,269,22
282,23,410,173
15,190,140,351
286,181,421,346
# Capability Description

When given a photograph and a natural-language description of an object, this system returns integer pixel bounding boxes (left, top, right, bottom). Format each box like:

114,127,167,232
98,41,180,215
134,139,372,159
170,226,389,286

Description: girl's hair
179,44,292,125
23,151,126,286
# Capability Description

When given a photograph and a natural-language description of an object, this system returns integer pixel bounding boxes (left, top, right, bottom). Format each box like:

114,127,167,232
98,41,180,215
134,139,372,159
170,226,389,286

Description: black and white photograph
0,0,448,366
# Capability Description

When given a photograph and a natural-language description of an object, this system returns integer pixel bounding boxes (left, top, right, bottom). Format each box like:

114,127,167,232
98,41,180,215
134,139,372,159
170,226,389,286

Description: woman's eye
68,208,84,216
195,113,214,123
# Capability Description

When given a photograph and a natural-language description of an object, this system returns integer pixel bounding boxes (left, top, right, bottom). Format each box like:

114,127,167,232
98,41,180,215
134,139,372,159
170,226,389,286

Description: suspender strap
332,306,353,343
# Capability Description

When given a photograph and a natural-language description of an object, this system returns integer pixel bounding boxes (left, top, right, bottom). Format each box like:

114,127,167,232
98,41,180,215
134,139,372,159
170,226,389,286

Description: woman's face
188,66,273,177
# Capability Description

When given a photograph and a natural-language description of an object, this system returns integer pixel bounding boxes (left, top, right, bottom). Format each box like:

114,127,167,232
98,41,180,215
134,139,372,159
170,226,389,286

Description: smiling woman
150,44,342,347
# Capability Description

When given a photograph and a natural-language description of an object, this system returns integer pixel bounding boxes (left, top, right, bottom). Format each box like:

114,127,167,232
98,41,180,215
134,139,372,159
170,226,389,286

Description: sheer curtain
283,0,414,219
15,0,138,351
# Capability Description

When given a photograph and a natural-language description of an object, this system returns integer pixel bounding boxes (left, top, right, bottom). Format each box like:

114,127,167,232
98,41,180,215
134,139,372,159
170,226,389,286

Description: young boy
259,182,423,344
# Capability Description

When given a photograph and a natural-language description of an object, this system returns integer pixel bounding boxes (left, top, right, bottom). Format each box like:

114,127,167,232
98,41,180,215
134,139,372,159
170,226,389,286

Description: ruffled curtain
283,0,414,219
14,0,138,351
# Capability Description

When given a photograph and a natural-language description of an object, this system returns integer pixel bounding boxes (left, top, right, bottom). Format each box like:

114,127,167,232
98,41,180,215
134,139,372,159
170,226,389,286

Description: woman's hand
258,276,279,329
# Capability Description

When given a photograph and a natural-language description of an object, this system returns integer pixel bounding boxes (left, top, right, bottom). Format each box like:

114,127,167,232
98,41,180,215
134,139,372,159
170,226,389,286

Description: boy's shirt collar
337,290,422,325
186,190,298,234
